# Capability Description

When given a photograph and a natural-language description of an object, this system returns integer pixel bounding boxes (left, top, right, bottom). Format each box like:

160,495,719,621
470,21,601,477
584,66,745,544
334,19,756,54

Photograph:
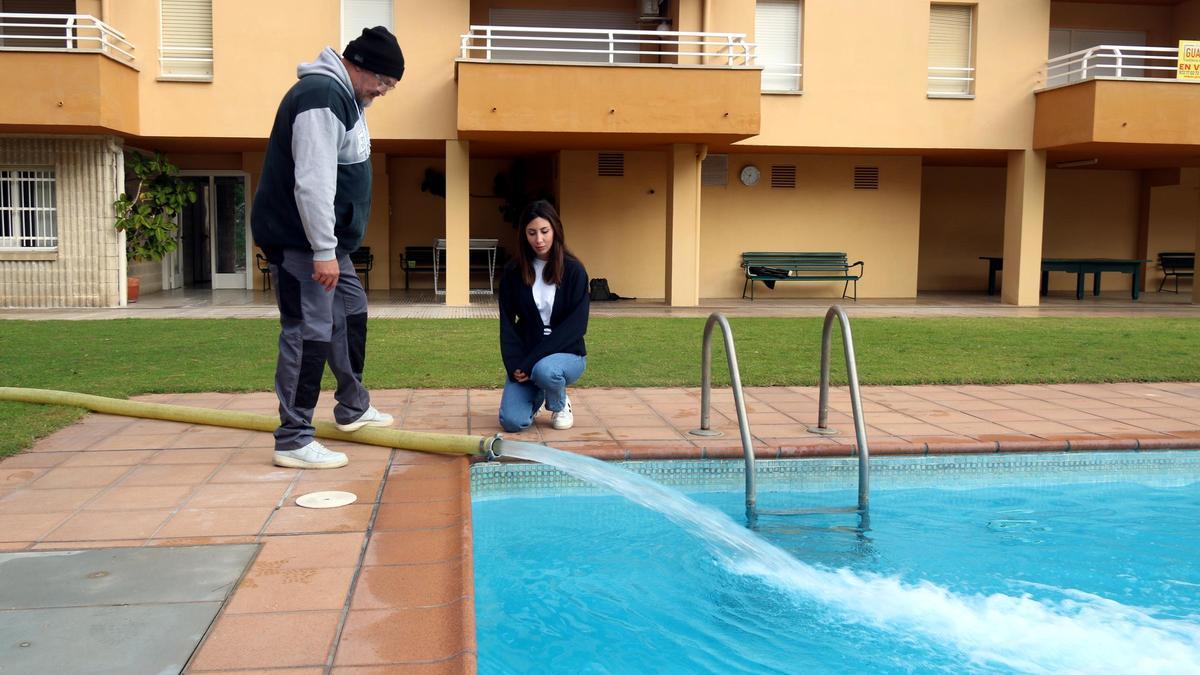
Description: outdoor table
432,238,500,296
979,257,1148,300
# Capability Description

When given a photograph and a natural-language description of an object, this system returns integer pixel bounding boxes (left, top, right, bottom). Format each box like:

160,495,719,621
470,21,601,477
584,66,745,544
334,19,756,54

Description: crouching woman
498,200,589,432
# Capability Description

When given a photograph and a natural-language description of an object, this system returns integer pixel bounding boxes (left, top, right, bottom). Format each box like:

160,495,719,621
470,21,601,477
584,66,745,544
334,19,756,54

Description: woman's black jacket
498,255,589,380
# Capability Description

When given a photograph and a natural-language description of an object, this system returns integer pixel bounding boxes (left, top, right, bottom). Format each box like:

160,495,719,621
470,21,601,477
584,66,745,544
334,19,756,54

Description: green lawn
1,316,1198,458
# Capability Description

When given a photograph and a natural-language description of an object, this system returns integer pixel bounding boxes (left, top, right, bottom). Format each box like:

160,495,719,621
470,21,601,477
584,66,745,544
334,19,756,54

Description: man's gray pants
269,249,371,451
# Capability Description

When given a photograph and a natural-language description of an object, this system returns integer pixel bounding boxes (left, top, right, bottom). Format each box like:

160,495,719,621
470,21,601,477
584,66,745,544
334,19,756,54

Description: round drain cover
295,490,358,509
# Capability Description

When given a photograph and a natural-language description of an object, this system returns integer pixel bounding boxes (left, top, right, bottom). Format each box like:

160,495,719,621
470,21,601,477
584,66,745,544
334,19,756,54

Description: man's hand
512,369,529,383
312,259,339,291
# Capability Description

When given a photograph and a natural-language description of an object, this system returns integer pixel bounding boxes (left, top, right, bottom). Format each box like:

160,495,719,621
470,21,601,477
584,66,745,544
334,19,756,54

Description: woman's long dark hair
516,200,574,286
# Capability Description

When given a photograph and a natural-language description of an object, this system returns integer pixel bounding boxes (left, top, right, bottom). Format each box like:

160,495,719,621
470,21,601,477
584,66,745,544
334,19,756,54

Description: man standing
251,27,404,469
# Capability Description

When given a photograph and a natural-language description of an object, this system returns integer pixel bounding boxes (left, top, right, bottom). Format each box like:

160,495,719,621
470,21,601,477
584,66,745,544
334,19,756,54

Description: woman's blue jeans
498,353,586,432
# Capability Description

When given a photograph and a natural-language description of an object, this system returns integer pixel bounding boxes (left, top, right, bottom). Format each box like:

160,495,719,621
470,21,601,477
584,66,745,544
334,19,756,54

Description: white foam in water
501,442,1200,674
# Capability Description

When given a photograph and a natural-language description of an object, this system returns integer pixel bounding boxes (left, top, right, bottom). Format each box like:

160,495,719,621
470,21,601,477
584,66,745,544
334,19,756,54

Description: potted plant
112,151,196,302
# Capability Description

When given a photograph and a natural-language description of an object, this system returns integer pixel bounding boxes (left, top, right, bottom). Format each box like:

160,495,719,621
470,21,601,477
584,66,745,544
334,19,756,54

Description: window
755,0,802,92
0,169,57,250
160,0,213,80
342,0,393,49
928,4,974,97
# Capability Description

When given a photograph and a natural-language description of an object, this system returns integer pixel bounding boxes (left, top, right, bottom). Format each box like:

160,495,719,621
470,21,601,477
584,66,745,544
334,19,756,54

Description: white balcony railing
1043,45,1189,89
460,25,756,67
761,62,802,92
0,13,135,67
927,66,976,96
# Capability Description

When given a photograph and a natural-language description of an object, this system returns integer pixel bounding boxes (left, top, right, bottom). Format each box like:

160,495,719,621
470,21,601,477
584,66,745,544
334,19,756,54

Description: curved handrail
694,313,757,519
813,306,870,510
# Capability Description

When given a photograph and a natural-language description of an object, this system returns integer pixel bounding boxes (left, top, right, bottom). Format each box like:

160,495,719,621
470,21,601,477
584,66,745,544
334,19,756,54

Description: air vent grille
701,154,728,186
597,152,624,177
770,164,796,188
854,166,880,190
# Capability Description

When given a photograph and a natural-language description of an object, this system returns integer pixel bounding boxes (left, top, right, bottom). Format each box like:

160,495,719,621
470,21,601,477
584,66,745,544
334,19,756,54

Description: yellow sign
1178,40,1200,80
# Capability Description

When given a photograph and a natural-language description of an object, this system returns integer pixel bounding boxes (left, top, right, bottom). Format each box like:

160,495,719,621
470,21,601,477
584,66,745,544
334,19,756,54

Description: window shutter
342,0,393,50
927,4,972,96
160,0,213,79
755,0,802,92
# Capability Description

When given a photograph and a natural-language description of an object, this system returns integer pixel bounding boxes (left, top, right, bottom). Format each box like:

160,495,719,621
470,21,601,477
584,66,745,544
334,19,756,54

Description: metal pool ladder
690,307,870,525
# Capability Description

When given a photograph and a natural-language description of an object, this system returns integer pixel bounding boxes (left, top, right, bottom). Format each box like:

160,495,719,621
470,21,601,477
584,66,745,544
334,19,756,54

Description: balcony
455,25,761,146
1034,45,1200,167
0,13,139,134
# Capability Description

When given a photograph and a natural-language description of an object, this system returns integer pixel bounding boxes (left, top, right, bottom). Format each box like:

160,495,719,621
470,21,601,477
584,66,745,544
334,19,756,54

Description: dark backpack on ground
590,278,613,301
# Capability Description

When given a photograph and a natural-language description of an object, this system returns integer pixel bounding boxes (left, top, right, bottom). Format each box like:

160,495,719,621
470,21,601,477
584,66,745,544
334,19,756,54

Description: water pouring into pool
492,441,1200,673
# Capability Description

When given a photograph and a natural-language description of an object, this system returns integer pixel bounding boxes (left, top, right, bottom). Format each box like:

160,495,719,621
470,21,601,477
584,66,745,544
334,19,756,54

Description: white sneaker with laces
274,440,348,469
550,396,574,430
336,405,394,432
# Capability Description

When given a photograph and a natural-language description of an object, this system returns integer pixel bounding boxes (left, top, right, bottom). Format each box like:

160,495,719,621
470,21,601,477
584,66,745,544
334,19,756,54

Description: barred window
0,169,58,250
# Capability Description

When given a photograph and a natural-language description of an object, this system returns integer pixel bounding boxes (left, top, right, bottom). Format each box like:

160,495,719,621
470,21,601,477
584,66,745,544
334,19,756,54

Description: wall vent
701,154,728,186
770,164,796,188
597,152,625,177
854,166,880,190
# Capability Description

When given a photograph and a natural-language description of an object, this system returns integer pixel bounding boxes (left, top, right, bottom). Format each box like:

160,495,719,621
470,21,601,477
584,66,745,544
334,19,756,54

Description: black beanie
344,26,405,80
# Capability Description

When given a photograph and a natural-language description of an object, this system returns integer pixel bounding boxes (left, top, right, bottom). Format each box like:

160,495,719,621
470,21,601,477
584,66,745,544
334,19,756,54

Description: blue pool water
471,452,1200,674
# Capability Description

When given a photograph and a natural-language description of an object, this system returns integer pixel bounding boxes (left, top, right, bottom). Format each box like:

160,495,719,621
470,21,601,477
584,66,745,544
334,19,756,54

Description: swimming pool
471,451,1200,674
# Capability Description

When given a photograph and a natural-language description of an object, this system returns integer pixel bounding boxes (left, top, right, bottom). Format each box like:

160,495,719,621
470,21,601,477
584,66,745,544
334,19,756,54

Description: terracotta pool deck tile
0,452,70,469
294,460,389,484
870,422,953,436
185,482,291,508
120,419,195,434
865,440,928,455
224,565,357,614
0,512,73,541
119,463,220,486
381,477,462,503
0,486,103,514
401,416,470,431
209,463,302,483
1068,438,1139,452
0,467,48,487
195,668,325,675
146,448,234,464
393,449,461,466
537,426,615,442
59,449,158,466
1137,437,1199,450
938,422,1024,436
257,532,367,569
334,602,468,666
1009,421,1094,435
544,441,627,459
289,479,382,505
265,504,374,535
168,428,256,449
364,528,462,566
26,430,99,452
30,538,148,550
623,442,703,459
374,500,462,531
188,610,342,671
44,508,172,541
351,560,466,609
1114,418,1200,433
609,426,688,442
30,464,131,489
87,433,178,451
154,505,275,538
745,422,830,437
84,484,194,511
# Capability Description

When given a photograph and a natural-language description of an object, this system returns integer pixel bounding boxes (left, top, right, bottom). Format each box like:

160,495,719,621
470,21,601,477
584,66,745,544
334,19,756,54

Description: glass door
209,176,248,289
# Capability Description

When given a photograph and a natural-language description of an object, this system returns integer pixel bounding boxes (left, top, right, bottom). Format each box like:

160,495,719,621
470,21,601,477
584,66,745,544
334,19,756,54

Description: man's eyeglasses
369,70,397,91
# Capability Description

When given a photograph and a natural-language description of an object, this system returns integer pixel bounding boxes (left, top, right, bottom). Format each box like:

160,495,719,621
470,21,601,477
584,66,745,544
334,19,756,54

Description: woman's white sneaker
274,440,348,469
336,405,394,432
550,397,574,430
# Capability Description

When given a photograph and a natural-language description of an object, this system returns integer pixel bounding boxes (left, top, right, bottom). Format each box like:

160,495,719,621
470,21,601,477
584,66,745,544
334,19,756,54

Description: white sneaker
550,396,574,430
274,440,348,469
336,405,394,432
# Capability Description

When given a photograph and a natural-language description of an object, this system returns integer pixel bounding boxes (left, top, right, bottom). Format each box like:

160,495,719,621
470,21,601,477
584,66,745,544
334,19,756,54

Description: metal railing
927,65,975,95
0,13,135,66
761,62,802,92
807,306,871,513
159,45,214,79
460,25,756,67
1043,45,1186,89
690,314,758,521
691,308,871,527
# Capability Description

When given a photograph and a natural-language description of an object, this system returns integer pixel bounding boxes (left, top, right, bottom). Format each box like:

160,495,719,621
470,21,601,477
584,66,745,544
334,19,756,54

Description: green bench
1157,251,1194,293
741,252,864,300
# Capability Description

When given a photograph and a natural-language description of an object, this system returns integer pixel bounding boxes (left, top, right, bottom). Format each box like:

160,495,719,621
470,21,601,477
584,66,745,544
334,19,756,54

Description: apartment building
0,0,1197,308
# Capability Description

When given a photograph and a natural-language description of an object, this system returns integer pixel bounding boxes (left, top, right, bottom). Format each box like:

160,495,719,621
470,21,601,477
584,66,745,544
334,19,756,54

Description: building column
1000,149,1047,306
665,143,703,307
444,139,470,306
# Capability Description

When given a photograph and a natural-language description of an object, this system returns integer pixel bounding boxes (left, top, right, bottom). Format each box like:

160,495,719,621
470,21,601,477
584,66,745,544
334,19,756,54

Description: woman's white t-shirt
531,259,556,336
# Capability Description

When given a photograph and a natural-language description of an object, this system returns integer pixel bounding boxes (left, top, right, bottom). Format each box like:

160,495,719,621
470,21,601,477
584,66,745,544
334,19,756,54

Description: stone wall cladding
0,135,124,307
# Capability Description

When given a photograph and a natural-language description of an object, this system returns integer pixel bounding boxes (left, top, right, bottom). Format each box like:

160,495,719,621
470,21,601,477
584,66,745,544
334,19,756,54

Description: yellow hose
0,387,494,457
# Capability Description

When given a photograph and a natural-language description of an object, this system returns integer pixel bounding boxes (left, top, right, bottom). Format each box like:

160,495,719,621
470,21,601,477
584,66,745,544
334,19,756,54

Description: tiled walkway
2,383,1200,672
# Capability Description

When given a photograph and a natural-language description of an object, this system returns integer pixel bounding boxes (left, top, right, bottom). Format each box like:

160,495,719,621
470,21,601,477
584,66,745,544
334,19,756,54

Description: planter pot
127,276,140,303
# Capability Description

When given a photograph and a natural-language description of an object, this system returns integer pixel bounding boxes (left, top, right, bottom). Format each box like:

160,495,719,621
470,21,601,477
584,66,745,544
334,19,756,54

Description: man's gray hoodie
251,47,372,262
